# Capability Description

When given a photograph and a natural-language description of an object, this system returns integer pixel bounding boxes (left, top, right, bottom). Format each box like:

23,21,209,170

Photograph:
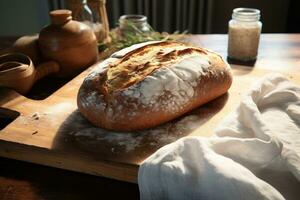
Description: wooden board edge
0,139,139,184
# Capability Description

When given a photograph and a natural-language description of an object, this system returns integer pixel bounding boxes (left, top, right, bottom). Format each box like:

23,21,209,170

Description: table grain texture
0,34,300,199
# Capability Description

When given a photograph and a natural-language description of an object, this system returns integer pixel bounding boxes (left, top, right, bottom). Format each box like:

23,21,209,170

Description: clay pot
12,34,41,64
0,53,59,95
0,34,41,65
38,9,98,77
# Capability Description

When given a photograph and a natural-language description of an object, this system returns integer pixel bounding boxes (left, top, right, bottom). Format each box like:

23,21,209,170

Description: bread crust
77,41,232,131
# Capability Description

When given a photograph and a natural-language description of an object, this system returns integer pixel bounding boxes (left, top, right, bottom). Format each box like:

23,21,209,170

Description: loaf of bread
77,41,232,131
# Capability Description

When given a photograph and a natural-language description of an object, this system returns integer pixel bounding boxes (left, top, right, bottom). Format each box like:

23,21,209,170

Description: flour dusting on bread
122,56,210,114
77,41,232,131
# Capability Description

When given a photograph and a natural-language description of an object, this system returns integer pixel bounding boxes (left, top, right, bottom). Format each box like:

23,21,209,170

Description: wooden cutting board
1,35,300,183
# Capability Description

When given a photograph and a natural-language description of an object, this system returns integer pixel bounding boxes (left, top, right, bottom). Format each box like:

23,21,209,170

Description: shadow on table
52,93,229,165
0,157,139,200
227,57,257,76
227,57,257,67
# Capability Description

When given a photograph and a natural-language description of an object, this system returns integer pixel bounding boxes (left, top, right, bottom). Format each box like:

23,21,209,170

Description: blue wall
0,0,50,36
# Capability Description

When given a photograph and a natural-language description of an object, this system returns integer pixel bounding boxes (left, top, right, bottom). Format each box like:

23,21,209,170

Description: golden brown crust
77,41,232,131
104,42,207,93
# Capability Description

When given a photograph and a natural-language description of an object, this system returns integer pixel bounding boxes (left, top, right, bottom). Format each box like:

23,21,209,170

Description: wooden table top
0,34,300,199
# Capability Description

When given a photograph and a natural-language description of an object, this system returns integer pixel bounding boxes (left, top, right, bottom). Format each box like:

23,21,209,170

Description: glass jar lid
232,8,260,22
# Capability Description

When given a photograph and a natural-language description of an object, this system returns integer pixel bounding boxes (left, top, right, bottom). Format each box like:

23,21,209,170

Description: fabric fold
138,74,300,200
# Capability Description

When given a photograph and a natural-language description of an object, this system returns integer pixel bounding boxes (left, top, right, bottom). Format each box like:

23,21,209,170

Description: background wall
0,0,50,36
104,0,291,33
0,0,299,36
208,0,289,33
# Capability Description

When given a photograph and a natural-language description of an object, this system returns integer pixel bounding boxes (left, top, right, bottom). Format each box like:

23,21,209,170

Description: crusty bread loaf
77,41,232,131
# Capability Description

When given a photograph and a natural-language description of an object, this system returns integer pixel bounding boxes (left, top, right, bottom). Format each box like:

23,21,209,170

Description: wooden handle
98,0,110,42
34,61,60,82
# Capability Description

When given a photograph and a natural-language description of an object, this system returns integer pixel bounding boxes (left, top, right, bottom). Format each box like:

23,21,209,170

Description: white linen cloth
138,74,300,200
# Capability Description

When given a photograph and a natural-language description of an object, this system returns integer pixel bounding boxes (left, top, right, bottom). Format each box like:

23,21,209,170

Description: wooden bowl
0,53,59,95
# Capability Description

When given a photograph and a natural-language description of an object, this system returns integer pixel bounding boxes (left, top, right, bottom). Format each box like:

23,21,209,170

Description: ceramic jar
12,34,41,64
39,9,98,77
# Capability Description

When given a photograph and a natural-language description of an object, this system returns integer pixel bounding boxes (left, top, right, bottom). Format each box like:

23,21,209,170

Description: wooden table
0,34,300,199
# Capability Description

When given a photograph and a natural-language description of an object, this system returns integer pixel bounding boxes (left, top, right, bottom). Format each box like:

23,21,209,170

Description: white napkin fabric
138,74,300,200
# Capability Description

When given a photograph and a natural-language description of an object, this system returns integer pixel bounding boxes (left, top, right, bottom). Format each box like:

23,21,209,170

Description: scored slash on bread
104,42,207,94
77,41,233,131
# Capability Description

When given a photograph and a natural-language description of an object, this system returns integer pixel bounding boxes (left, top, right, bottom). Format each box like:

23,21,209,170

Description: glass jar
87,0,110,42
67,0,106,42
76,0,93,22
119,15,151,36
228,8,262,61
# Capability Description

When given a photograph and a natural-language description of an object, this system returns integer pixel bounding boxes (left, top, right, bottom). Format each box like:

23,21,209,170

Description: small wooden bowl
0,53,59,95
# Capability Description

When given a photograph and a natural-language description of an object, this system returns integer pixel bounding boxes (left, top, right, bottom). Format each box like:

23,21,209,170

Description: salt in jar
228,8,262,61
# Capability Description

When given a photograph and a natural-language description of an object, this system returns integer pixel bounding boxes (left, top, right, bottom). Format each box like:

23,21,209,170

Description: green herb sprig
98,21,187,59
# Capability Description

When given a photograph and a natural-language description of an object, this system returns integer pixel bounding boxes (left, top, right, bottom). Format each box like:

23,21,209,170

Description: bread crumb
32,130,38,135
